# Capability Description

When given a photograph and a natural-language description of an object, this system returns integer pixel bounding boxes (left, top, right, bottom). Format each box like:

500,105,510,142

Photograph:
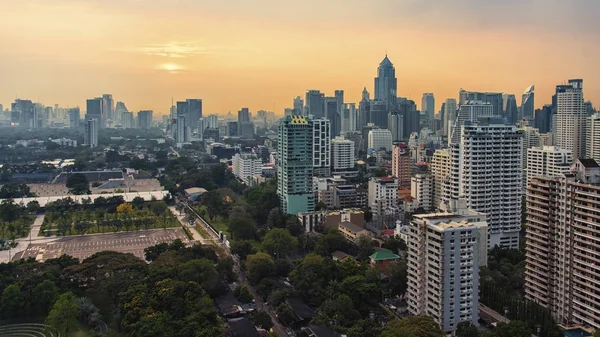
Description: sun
159,63,183,73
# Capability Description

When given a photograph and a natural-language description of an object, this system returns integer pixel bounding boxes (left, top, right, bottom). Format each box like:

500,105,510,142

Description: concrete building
305,90,325,118
102,94,114,121
388,113,404,142
232,153,263,185
312,118,331,177
331,136,355,173
86,97,105,128
503,93,519,123
407,210,488,333
392,143,411,187
525,159,600,328
368,177,399,228
374,55,397,110
521,85,535,120
368,129,393,152
458,89,503,123
586,113,600,163
432,149,451,210
450,101,495,144
84,119,98,148
526,146,572,188
277,115,315,214
443,119,522,249
422,93,435,122
443,98,457,137
176,115,189,145
68,108,80,128
411,173,433,211
341,103,357,135
121,111,134,129
137,110,153,129
554,79,586,160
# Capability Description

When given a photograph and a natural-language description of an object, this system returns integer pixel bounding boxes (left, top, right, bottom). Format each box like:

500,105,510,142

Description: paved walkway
0,214,52,263
169,206,211,243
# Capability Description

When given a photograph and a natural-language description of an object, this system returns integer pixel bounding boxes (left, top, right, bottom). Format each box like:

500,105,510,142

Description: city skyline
1,0,600,114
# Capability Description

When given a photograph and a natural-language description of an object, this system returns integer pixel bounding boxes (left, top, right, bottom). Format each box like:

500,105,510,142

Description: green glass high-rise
277,115,315,214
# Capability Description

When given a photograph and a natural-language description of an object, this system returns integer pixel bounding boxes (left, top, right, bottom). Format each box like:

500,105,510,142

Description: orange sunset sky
1,0,599,116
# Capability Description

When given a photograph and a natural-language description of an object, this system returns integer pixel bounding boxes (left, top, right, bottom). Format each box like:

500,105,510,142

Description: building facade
525,146,572,188
411,173,433,211
312,118,331,177
232,153,263,185
392,142,411,187
331,136,355,173
84,119,98,148
586,113,600,163
368,129,393,152
554,79,586,160
368,177,399,228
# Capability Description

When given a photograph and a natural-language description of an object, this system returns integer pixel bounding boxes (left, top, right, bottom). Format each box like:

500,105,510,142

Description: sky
1,0,599,116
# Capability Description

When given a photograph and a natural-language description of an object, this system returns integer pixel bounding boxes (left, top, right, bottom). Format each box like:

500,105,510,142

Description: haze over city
1,0,600,114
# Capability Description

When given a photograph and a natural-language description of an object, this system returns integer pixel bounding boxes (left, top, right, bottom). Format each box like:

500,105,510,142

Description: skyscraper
177,115,189,144
369,100,388,129
443,119,522,249
458,89,503,121
534,104,552,133
312,118,331,177
443,98,457,137
12,99,35,128
503,94,519,123
277,115,315,214
186,99,203,125
324,97,341,138
431,149,451,210
305,90,324,118
392,143,411,188
335,89,344,116
388,113,404,141
421,93,435,121
115,101,128,123
586,113,600,163
554,79,586,160
450,101,495,144
84,119,98,147
358,87,370,129
525,146,572,188
331,136,355,174
521,85,535,119
399,99,419,137
68,108,80,129
374,55,397,110
137,110,153,129
102,94,114,121
86,97,105,128
368,129,393,152
293,96,304,115
121,111,134,129
341,103,357,135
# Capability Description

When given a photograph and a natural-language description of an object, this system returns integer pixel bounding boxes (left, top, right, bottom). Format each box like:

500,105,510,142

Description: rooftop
332,251,352,260
578,158,599,168
370,249,400,261
285,297,315,320
228,317,259,337
185,187,208,195
338,222,366,234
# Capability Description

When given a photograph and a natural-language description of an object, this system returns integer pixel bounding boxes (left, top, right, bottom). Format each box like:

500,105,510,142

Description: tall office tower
341,103,356,135
534,104,552,133
399,99,419,137
421,93,435,121
374,55,397,110
586,113,600,163
521,85,535,120
84,119,98,148
361,124,377,152
121,111,134,129
331,136,355,173
177,115,188,144
585,101,596,116
305,90,325,118
206,114,218,128
525,146,572,188
388,113,404,141
232,153,263,185
525,160,600,328
102,94,114,121
407,211,488,334
86,97,105,128
431,149,451,210
277,115,315,214
312,118,331,177
444,119,522,249
443,99,457,137
68,108,80,128
369,100,388,129
450,101,495,144
115,101,128,123
169,105,177,120
238,107,250,125
392,142,411,187
335,90,344,116
555,79,586,160
368,129,393,152
521,126,541,170
503,94,519,123
12,99,35,128
238,108,254,138
358,87,371,129
324,97,341,138
226,121,238,137
293,96,304,115
459,89,503,121
410,173,433,211
137,110,153,129
368,177,399,228
186,99,203,125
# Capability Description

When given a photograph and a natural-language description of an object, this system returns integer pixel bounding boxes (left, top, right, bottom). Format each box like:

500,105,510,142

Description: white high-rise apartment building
232,153,263,185
312,118,331,177
341,103,357,134
525,159,600,328
555,79,586,160
443,98,457,137
521,126,541,168
586,113,600,163
450,101,495,144
177,115,189,145
331,136,355,172
411,173,433,211
443,119,522,249
368,129,393,152
526,146,572,188
368,177,399,227
407,209,488,333
84,119,98,148
432,149,451,210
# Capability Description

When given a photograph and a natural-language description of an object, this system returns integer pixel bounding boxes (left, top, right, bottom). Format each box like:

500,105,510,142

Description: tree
266,207,285,228
116,203,134,215
456,322,480,337
388,260,408,297
1,284,25,318
381,316,445,337
231,240,256,260
26,200,40,214
245,252,275,284
233,284,253,303
177,258,221,296
32,279,59,315
66,173,90,195
276,302,296,326
0,183,33,198
250,311,273,330
356,236,375,261
484,321,532,337
46,292,80,337
594,329,600,337
131,196,145,209
314,294,360,328
382,235,407,254
262,228,298,258
229,216,258,240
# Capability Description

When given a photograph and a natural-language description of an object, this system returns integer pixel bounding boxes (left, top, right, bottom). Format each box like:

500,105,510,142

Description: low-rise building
232,153,263,184
338,221,370,242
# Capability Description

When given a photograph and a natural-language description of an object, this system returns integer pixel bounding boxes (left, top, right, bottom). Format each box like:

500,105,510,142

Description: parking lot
13,228,188,262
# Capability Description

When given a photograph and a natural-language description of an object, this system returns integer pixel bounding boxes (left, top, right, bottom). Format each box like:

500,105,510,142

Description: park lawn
211,216,230,238
193,224,210,239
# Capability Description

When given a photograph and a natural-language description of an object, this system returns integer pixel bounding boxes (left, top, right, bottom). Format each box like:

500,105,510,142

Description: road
179,201,290,337
479,302,510,323
0,214,58,263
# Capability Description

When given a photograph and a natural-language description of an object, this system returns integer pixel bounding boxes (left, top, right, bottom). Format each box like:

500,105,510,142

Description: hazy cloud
123,41,260,58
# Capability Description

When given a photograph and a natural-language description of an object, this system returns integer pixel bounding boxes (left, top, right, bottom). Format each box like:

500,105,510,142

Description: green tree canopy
483,321,532,337
245,252,275,284
66,173,90,195
381,316,445,337
46,292,79,336
262,228,298,258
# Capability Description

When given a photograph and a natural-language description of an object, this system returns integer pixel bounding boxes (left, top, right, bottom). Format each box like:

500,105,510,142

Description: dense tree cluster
0,199,36,245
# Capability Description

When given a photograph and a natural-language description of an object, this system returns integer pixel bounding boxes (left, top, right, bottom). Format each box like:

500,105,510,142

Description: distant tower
521,85,535,119
358,87,371,129
421,93,435,122
374,55,397,110
503,94,519,123
84,119,98,148
443,99,457,137
102,94,114,121
554,79,586,160
305,90,325,118
293,96,304,115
